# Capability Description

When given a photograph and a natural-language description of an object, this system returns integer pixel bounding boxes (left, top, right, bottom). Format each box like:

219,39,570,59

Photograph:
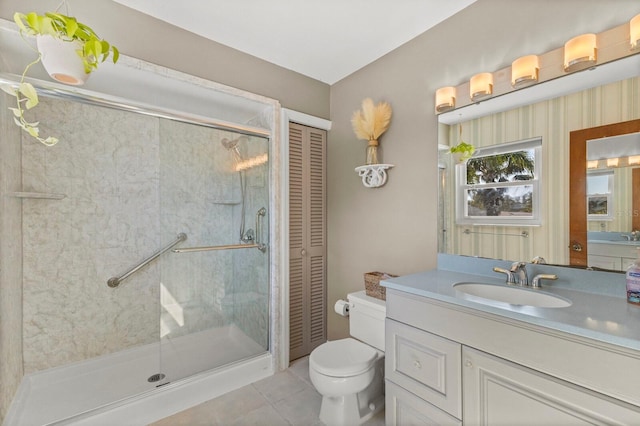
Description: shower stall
0,22,280,425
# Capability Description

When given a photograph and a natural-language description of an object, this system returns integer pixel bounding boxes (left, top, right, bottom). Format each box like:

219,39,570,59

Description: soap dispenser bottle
626,247,640,305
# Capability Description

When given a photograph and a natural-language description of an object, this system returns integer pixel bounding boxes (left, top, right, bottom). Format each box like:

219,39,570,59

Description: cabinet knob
413,360,422,369
300,249,307,256
464,360,473,368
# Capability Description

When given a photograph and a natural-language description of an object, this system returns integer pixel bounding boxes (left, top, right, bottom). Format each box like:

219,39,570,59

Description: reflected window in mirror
456,137,541,226
587,171,614,221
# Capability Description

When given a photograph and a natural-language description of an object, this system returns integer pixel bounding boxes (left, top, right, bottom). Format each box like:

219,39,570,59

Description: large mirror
438,58,640,269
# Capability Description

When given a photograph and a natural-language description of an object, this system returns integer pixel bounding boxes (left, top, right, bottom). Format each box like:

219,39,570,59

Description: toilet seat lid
310,338,377,377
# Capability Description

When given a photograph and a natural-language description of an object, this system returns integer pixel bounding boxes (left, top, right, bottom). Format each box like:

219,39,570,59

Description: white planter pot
36,35,89,86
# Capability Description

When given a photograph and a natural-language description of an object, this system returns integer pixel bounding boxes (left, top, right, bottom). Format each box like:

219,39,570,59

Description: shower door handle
256,207,267,253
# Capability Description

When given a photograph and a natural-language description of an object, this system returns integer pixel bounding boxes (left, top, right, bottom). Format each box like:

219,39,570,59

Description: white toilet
309,290,386,426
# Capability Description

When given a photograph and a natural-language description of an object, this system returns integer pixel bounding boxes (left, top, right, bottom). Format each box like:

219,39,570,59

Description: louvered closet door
289,122,327,362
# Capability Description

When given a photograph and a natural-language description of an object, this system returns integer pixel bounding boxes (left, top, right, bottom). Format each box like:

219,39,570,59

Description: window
586,170,614,220
456,137,542,226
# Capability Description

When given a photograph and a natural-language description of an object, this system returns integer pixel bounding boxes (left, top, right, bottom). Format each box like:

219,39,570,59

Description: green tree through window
466,151,535,216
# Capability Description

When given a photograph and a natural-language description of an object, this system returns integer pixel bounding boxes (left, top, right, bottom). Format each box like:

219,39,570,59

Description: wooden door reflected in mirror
569,119,640,266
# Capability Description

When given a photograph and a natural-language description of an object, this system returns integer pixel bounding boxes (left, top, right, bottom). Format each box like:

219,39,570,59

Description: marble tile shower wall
158,120,235,339
228,137,270,349
20,97,269,373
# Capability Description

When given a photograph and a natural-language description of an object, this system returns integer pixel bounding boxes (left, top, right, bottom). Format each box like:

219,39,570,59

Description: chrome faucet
509,261,529,286
494,261,558,289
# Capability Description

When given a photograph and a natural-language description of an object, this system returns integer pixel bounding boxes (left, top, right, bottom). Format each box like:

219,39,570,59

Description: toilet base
317,357,385,426
319,393,384,426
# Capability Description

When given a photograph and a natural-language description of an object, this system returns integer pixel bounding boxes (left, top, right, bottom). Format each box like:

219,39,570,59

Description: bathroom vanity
588,240,640,271
382,256,640,425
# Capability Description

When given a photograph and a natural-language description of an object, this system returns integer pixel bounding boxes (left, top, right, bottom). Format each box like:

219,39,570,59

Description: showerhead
221,137,244,163
221,137,238,151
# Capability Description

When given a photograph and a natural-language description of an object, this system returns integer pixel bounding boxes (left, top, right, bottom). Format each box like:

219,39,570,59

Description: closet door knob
300,249,307,256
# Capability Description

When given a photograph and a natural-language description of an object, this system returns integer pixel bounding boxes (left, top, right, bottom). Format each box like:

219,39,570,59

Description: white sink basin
453,282,572,308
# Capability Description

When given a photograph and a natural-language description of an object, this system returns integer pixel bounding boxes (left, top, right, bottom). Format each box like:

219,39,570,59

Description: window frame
455,137,542,226
586,170,614,221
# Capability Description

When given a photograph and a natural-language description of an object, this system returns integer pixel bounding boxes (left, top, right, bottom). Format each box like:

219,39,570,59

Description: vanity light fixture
470,72,493,102
628,155,640,166
631,13,640,50
586,160,599,169
511,55,539,88
563,33,597,72
606,157,619,167
435,86,456,113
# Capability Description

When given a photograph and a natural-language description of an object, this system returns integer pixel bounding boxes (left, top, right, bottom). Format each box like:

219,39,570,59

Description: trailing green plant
449,141,475,162
1,12,119,145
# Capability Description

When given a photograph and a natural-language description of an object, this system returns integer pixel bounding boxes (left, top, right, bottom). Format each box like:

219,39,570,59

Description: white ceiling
112,0,477,85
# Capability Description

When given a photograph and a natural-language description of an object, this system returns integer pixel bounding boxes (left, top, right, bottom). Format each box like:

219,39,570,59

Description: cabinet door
621,257,636,271
463,346,640,425
386,319,462,419
289,123,327,361
587,254,622,271
386,380,461,426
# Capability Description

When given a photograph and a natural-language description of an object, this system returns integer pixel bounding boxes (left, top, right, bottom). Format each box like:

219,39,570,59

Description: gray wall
327,0,640,339
0,0,330,119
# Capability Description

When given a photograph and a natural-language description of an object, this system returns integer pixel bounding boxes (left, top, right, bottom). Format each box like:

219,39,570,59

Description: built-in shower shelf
9,192,67,200
212,200,242,205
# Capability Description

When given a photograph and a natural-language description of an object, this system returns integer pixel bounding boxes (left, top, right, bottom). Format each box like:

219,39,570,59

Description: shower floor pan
6,324,272,426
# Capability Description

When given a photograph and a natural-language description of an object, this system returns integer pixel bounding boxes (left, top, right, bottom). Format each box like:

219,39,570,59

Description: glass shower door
157,120,270,383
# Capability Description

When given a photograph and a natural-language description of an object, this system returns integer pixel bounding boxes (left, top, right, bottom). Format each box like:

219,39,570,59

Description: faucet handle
531,273,558,288
493,266,516,284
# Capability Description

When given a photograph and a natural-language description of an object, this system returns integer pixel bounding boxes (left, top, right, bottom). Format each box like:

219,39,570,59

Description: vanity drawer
385,318,462,419
386,380,461,426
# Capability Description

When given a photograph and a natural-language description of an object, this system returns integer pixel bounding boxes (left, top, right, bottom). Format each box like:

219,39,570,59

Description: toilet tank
347,290,386,351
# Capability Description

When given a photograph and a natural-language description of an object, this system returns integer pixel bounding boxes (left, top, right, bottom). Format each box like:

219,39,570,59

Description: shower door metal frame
0,72,271,139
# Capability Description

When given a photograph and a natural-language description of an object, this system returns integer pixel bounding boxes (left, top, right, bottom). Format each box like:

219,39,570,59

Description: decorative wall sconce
563,33,597,72
435,86,456,113
470,73,493,102
355,164,394,188
631,14,640,50
511,55,539,88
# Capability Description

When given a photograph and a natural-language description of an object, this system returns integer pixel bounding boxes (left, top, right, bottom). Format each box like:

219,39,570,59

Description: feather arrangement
351,98,392,147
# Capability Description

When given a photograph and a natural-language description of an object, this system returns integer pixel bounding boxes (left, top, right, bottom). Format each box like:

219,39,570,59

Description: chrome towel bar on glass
107,233,187,288
174,207,267,254
173,243,261,253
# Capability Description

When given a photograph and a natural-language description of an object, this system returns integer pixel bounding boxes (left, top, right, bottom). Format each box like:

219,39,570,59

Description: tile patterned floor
150,356,385,426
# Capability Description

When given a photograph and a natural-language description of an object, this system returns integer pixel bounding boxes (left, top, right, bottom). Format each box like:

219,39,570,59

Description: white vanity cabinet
385,288,640,425
463,346,640,425
588,241,639,271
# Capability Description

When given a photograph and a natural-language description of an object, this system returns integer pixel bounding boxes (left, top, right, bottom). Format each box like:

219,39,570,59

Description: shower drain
148,373,166,383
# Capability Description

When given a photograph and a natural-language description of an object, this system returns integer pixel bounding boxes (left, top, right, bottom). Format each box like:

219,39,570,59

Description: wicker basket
364,271,398,301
